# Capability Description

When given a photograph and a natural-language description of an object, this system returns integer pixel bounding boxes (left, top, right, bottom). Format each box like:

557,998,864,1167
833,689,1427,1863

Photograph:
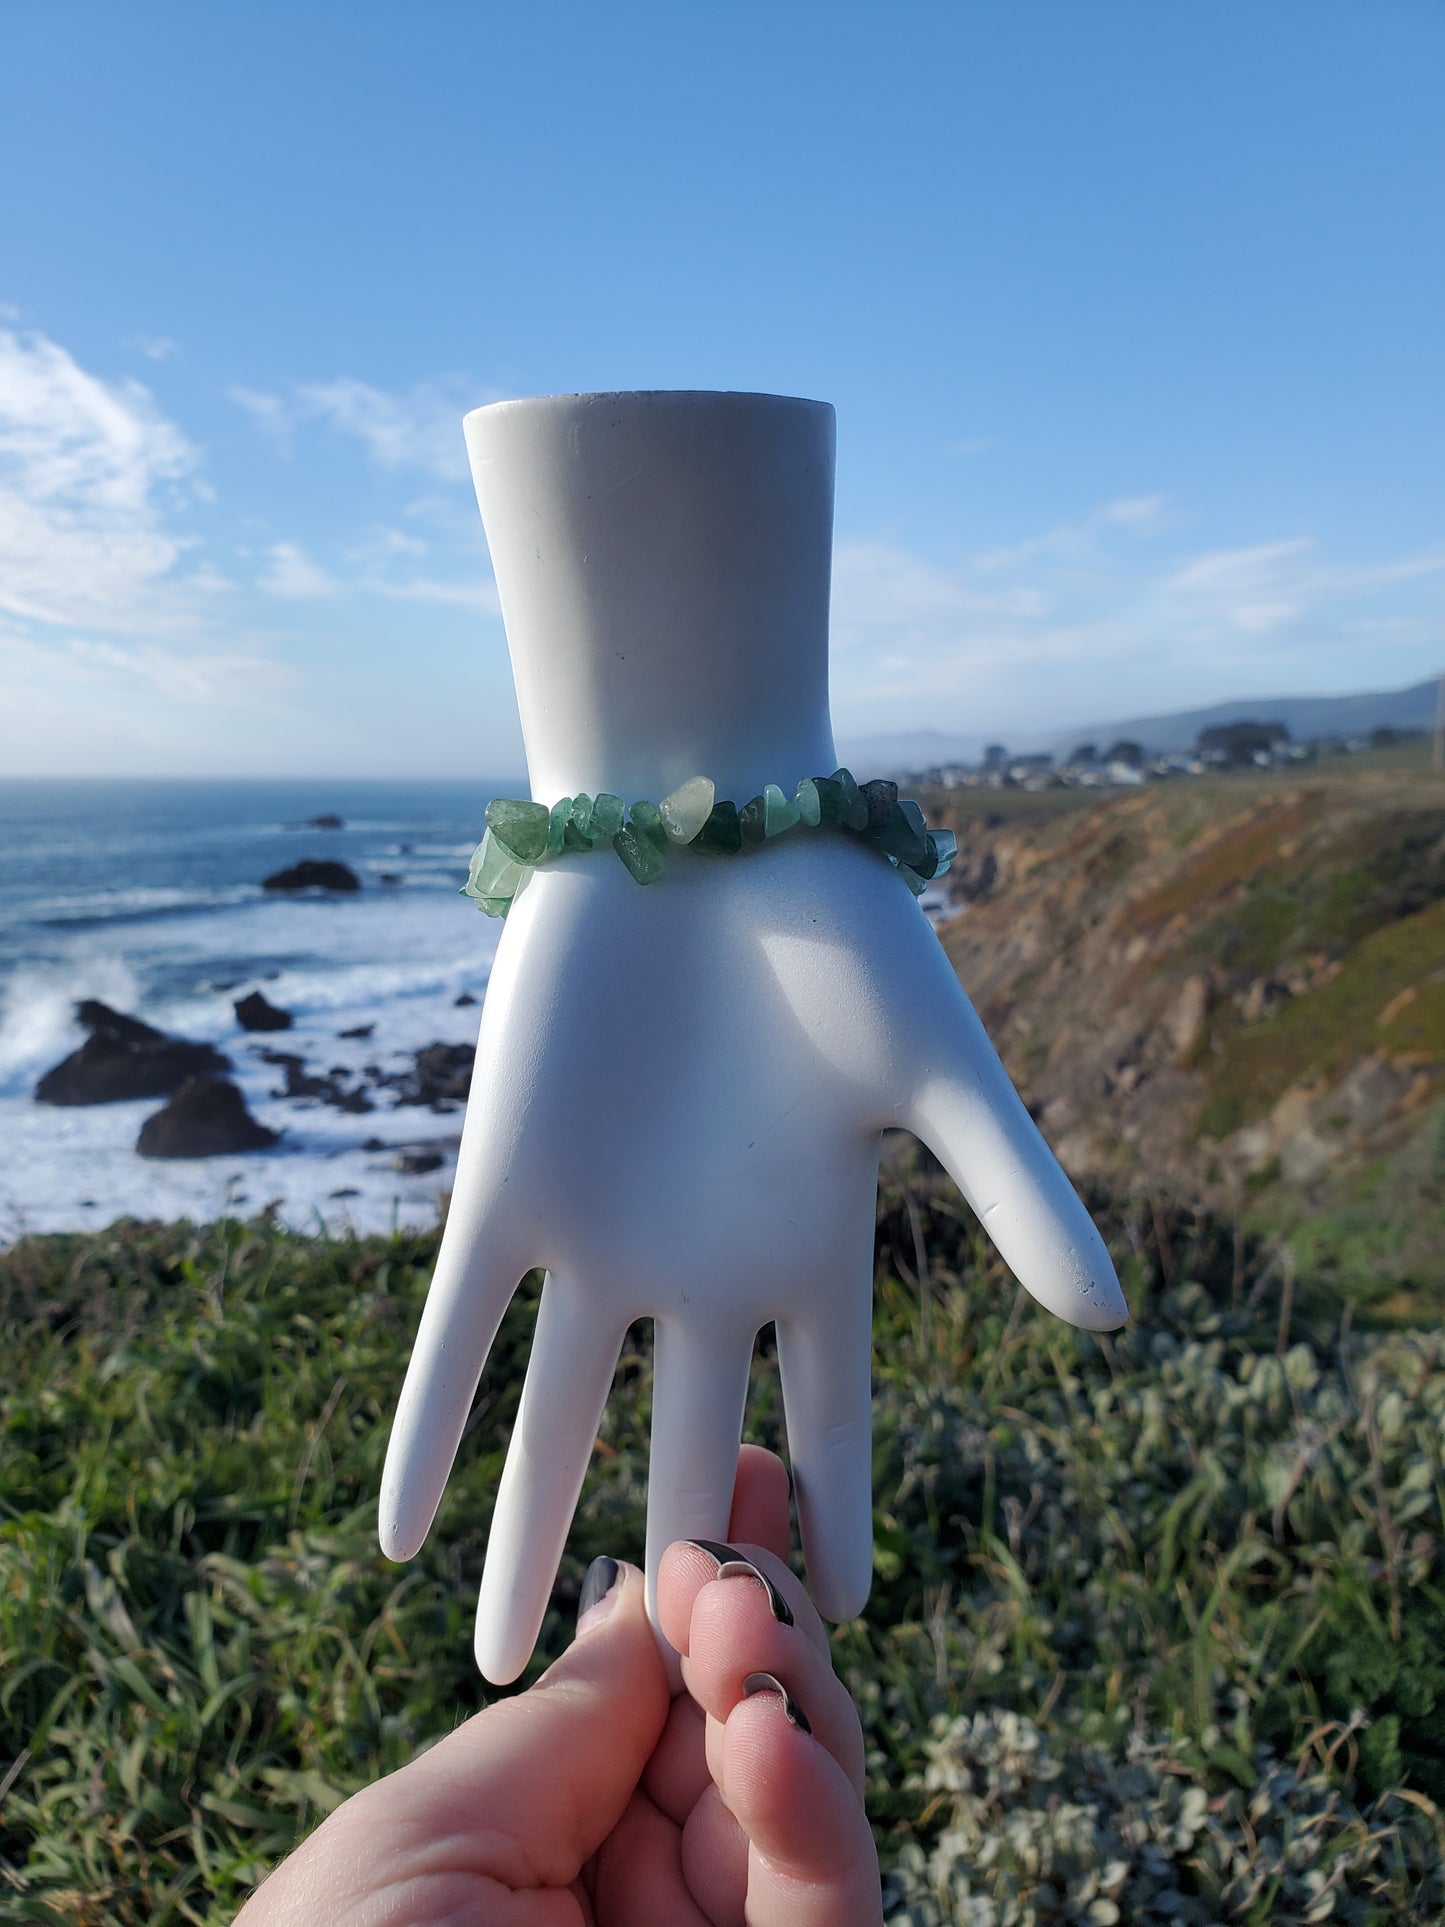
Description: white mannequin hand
379,831,1125,1683
377,388,1126,1683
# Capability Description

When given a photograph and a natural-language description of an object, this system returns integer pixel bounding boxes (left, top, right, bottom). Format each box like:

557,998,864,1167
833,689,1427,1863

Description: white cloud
296,376,499,479
828,501,1445,741
229,385,291,438
1098,495,1167,531
231,372,508,480
365,525,429,559
834,539,1048,636
0,325,207,633
362,574,499,613
258,541,340,598
130,334,177,363
0,620,296,710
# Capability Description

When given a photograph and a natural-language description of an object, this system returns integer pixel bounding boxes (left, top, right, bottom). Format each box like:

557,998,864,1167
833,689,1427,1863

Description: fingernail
577,1556,620,1633
685,1540,794,1627
743,1670,812,1734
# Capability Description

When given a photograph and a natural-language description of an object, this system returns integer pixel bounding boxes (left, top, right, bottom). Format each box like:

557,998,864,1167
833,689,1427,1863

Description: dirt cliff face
923,756,1445,1303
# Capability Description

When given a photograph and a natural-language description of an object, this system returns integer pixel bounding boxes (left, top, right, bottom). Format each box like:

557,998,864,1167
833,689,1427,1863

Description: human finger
641,1445,791,1830
722,1686,883,1927
474,1274,626,1683
658,1536,831,1665
726,1442,792,1563
775,1263,875,1623
903,963,1127,1331
674,1543,866,1796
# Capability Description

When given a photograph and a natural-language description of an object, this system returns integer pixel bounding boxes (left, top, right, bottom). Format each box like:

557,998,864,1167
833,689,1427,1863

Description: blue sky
1,2,1441,778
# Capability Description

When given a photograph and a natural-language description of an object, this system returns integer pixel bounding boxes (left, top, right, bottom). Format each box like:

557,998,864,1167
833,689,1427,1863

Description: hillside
922,747,1445,1313
842,673,1440,773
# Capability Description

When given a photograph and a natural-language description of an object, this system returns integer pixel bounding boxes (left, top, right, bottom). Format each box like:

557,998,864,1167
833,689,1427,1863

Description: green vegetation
2,1182,1442,1923
1201,899,1445,1139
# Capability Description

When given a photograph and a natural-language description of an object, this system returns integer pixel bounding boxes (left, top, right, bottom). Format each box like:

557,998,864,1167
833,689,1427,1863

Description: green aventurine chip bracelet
462,770,958,918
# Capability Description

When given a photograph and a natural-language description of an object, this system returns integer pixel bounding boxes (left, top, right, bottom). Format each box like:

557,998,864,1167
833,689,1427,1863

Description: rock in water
36,1001,230,1105
262,860,361,893
137,1076,280,1158
399,1042,475,1106
234,990,293,1032
307,813,344,829
393,1147,444,1174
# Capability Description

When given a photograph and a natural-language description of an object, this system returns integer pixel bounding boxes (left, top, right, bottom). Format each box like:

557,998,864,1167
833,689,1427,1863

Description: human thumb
233,1561,669,1924
396,1558,670,1886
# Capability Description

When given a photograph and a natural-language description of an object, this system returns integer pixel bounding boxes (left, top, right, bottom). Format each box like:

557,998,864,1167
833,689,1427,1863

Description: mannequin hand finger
776,1278,874,1623
474,1276,624,1683
378,1198,527,1562
904,973,1126,1330
644,1315,754,1656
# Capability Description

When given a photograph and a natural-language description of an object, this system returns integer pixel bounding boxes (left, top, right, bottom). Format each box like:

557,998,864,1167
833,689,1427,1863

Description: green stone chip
546,797,571,858
832,768,870,832
591,792,625,840
763,783,801,836
863,801,929,870
694,800,743,854
486,797,551,863
612,825,666,884
929,827,958,874
738,794,767,844
794,778,822,826
811,776,844,823
628,799,669,851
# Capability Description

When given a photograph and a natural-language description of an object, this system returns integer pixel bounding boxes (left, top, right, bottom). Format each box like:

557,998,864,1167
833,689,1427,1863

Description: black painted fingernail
743,1671,812,1734
577,1556,620,1628
685,1540,794,1626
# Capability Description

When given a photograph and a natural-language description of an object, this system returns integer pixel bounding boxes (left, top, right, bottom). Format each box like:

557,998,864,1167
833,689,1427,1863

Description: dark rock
292,812,344,830
393,1148,444,1174
235,989,293,1032
379,872,402,886
392,1042,475,1106
454,992,478,1007
260,1049,373,1113
262,859,361,893
36,1001,230,1106
339,1023,374,1039
362,1137,385,1151
137,1076,279,1159
329,1186,360,1199
76,1000,163,1046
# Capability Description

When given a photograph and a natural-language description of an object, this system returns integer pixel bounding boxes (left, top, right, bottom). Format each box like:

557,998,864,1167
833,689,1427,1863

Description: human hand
381,830,1128,1683
237,1446,882,1926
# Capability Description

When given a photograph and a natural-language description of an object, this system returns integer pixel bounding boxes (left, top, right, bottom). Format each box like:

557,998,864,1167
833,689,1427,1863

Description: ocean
0,778,521,1242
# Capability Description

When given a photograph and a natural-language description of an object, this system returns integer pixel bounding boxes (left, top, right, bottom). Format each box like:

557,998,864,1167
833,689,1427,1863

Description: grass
1199,899,1445,1139
2,1181,1443,1923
